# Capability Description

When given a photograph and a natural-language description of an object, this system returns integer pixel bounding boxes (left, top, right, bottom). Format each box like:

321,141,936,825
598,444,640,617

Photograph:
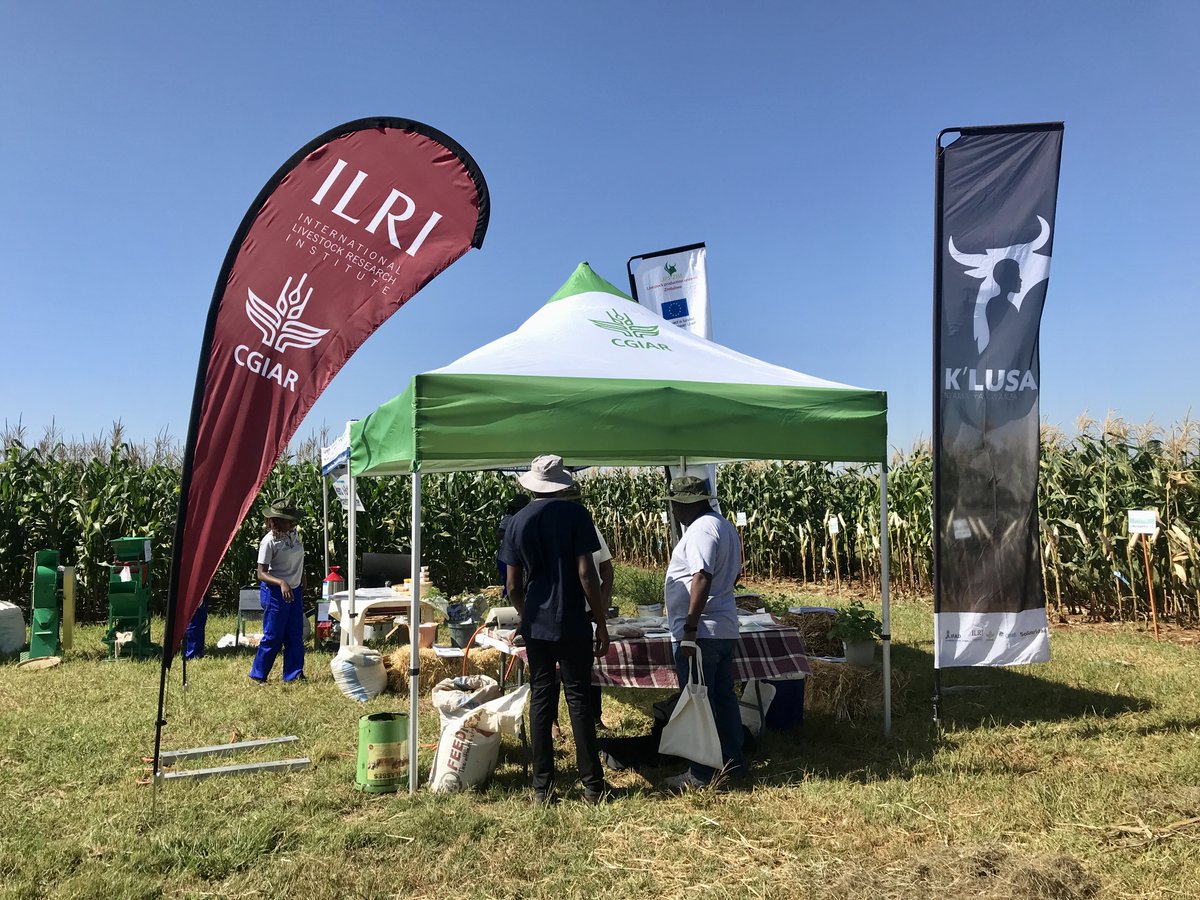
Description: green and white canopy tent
339,263,891,790
351,262,885,473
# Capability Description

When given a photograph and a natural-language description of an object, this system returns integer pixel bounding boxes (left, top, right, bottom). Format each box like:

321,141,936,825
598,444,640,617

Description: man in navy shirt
500,455,611,804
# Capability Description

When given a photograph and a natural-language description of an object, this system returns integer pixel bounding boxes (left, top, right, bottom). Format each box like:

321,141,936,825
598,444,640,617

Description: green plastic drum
355,712,408,793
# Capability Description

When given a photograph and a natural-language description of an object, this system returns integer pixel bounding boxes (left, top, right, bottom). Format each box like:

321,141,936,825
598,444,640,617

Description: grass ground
1,580,1198,899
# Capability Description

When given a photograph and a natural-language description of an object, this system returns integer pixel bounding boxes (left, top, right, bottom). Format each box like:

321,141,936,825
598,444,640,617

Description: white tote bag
658,645,724,770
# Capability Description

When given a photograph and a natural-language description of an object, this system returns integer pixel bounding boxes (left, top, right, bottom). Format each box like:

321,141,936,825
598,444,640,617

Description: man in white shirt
661,476,745,790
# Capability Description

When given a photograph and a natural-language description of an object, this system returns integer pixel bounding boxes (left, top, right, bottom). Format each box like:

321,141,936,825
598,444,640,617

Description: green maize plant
3,416,1197,623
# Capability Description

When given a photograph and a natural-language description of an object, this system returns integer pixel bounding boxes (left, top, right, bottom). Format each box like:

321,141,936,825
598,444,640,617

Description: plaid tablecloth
479,626,811,689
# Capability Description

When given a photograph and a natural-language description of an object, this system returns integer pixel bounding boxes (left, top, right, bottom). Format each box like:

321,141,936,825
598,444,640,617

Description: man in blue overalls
249,499,306,683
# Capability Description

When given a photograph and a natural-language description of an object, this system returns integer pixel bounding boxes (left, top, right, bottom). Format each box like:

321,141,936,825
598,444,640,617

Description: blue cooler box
764,678,805,732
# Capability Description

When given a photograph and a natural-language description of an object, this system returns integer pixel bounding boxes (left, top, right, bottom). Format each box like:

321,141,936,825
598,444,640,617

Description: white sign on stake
1128,509,1158,535
827,516,840,535
333,475,366,513
736,511,748,527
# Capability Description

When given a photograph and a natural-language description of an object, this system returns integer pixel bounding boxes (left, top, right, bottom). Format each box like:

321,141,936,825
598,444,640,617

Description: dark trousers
526,637,603,794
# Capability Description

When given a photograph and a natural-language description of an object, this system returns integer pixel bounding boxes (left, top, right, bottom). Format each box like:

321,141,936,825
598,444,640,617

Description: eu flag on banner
661,297,689,320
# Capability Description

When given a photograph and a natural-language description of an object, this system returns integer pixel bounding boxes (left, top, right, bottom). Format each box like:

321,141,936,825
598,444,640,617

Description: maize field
1,415,1196,624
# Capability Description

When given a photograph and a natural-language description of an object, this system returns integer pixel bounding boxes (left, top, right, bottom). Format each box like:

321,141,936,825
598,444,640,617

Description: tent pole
322,470,329,579
346,471,357,650
409,470,422,794
880,458,892,735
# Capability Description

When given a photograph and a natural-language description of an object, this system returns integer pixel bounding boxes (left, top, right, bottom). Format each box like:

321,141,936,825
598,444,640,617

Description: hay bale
803,658,909,721
384,646,505,695
780,610,841,658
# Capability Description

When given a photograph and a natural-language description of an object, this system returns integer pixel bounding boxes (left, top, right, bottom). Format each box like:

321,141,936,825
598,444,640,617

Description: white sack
428,717,500,793
330,647,387,702
470,683,529,736
0,602,25,655
431,675,500,732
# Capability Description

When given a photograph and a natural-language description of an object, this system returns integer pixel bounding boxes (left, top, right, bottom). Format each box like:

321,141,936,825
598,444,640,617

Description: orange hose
459,622,490,675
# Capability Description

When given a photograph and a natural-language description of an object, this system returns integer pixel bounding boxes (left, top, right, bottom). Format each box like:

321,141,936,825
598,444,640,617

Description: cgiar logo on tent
235,273,330,393
590,308,672,351
943,216,1051,395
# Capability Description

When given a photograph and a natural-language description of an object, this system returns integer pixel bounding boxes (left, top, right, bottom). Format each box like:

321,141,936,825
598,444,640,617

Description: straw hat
517,455,576,493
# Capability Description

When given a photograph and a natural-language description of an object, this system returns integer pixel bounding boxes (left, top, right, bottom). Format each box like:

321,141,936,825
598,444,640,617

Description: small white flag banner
321,420,357,475
628,242,711,340
629,244,720,518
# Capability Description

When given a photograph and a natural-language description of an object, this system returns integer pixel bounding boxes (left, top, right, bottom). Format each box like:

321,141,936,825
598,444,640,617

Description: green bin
355,712,408,793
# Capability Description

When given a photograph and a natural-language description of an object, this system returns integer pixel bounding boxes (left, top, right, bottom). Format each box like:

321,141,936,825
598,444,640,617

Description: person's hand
593,620,610,658
280,582,293,601
679,640,697,660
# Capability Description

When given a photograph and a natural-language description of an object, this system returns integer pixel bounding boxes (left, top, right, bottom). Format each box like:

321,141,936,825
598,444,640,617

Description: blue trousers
250,584,305,682
674,637,746,783
184,597,208,660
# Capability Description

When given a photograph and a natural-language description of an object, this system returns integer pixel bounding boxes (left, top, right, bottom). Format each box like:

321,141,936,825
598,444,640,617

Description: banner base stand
151,734,307,782
156,757,310,782
157,734,299,764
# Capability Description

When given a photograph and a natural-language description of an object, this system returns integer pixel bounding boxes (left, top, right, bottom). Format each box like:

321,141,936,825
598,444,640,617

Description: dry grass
779,608,841,657
1,588,1198,899
805,657,912,721
383,645,505,693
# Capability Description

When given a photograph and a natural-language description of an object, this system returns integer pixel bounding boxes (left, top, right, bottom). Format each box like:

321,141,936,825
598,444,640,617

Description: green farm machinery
102,537,161,660
24,549,75,661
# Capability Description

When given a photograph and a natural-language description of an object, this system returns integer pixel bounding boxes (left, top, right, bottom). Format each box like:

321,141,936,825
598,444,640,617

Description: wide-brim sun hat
663,475,716,504
264,498,302,521
518,454,576,493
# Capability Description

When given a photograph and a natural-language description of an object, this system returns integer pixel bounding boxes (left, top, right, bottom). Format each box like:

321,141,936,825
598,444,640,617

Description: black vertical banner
934,123,1064,668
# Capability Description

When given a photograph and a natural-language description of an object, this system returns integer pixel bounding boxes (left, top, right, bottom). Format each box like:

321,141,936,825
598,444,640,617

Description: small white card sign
1128,509,1157,535
332,474,366,513
736,511,748,527
660,511,669,524
827,516,840,535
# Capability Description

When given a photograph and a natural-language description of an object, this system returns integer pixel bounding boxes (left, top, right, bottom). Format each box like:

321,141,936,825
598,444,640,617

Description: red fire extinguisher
322,565,345,602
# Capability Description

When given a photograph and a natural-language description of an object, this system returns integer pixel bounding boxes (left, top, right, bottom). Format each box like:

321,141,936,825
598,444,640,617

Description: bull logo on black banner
948,216,1052,354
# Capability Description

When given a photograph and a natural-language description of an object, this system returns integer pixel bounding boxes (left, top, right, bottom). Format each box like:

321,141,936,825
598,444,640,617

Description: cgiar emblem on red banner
246,274,330,354
160,118,489,681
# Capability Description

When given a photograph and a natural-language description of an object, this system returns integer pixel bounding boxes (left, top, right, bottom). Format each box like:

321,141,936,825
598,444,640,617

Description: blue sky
2,2,1196,455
